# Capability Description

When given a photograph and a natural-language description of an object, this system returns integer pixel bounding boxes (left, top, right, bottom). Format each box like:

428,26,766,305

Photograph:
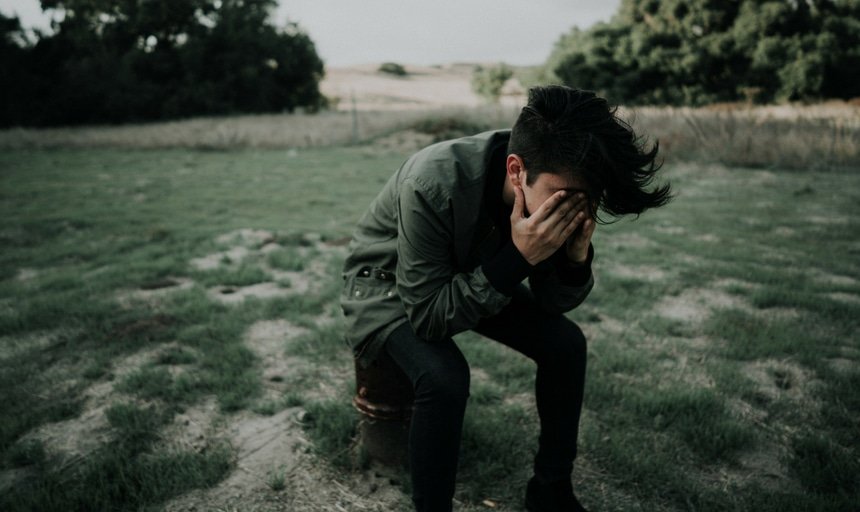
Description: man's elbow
405,304,450,343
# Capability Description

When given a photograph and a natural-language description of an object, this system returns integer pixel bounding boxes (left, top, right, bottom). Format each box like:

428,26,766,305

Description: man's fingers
547,194,588,225
530,190,569,221
558,210,586,239
582,218,596,239
511,185,525,219
571,218,596,247
549,197,590,234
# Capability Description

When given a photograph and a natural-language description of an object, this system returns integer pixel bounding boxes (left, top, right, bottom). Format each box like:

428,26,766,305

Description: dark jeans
383,284,588,512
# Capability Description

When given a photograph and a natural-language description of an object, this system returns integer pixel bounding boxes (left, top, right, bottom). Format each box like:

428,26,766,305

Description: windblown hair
508,85,672,222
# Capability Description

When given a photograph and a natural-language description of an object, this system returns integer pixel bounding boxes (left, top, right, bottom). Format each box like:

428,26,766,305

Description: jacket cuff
481,239,534,295
553,243,594,287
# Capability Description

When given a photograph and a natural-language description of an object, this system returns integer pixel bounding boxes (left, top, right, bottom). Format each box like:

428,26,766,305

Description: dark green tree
549,0,860,105
1,0,325,126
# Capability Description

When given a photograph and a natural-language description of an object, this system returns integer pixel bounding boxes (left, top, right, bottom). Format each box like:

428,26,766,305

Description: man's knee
413,350,470,404
563,320,587,358
537,318,587,367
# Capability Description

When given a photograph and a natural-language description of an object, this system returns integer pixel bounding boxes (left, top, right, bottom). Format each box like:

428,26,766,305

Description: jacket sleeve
527,244,595,315
395,176,511,342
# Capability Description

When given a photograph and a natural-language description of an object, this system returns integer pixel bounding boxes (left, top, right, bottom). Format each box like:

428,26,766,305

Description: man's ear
506,154,525,188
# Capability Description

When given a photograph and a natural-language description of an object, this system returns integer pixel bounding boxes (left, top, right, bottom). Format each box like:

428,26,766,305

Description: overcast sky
1,0,620,67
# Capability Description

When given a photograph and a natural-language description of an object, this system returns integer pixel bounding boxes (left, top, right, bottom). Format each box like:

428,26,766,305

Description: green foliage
470,63,514,103
457,405,534,502
633,387,755,461
789,433,859,494
302,400,358,468
548,0,860,104
378,62,407,76
5,439,47,468
0,0,326,126
266,465,287,491
267,247,307,271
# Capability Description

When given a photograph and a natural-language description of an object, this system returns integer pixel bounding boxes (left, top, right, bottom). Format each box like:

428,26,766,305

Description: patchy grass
0,141,858,511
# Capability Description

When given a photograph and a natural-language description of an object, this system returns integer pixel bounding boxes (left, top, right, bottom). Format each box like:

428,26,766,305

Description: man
341,85,672,512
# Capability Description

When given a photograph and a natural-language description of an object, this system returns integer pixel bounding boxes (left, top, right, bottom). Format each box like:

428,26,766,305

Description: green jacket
341,129,594,368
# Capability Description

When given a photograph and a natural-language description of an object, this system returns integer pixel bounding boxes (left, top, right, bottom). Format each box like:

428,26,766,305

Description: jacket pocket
344,266,397,301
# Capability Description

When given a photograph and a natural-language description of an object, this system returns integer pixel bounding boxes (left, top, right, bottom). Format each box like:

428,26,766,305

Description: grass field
1,137,858,511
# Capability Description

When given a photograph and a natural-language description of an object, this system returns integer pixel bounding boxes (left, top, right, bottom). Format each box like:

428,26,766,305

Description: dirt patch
207,282,296,304
655,287,745,323
115,277,195,307
164,408,310,512
503,392,536,412
14,344,174,472
216,229,276,248
0,329,64,361
603,232,657,250
244,319,309,402
165,317,410,511
825,357,857,374
18,404,112,471
809,269,858,287
15,268,38,281
195,229,347,305
656,353,716,389
693,233,720,243
712,278,757,290
807,214,851,225
771,226,796,237
825,292,860,305
699,432,791,494
260,242,284,254
654,224,685,236
190,246,252,270
161,397,220,454
605,263,668,282
740,359,822,412
733,440,792,489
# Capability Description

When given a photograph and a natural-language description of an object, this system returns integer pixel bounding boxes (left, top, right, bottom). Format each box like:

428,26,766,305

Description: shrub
378,62,408,77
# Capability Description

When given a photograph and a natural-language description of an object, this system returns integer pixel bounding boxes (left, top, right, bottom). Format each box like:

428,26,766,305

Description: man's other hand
511,186,590,266
565,215,596,265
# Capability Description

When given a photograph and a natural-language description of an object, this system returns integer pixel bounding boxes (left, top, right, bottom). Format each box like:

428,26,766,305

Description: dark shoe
524,476,588,512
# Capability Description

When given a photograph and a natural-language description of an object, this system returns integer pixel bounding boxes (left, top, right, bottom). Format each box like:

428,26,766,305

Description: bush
471,64,513,103
378,62,407,77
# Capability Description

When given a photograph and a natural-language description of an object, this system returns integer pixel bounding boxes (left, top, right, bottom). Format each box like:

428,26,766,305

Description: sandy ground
320,63,526,111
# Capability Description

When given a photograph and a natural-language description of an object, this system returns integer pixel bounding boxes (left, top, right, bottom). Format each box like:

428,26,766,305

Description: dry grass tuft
3,101,857,170
627,102,860,170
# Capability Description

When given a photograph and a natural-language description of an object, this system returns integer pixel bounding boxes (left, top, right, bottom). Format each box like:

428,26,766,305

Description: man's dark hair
508,85,672,222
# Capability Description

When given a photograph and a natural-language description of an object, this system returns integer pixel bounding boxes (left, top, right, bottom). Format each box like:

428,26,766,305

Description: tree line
4,1,860,127
1,0,325,127
543,0,860,105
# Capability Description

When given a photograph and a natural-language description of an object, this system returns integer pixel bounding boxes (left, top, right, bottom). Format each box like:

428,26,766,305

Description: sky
0,0,620,67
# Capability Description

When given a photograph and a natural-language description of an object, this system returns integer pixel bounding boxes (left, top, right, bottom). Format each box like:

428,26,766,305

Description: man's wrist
566,251,589,266
482,239,534,295
554,243,594,286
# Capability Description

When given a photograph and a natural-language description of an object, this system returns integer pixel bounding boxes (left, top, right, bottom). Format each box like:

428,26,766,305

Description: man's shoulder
410,128,510,163
401,129,510,196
